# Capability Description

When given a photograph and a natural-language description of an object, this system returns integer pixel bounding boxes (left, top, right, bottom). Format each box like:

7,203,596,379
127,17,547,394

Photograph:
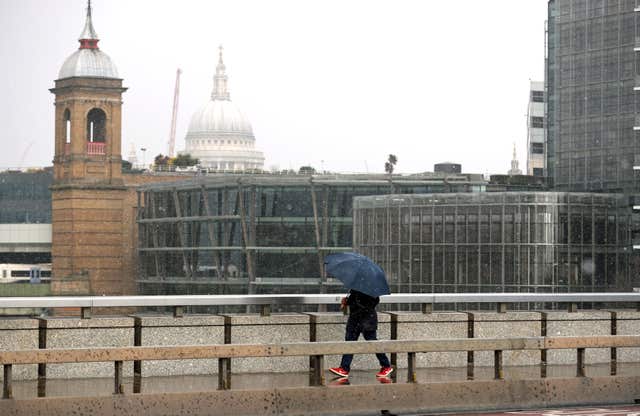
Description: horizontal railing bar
0,293,639,309
1,336,639,365
137,215,241,223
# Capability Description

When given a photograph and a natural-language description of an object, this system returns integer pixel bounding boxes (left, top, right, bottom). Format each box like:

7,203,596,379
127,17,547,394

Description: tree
384,154,397,175
172,153,199,168
298,165,316,175
154,154,170,166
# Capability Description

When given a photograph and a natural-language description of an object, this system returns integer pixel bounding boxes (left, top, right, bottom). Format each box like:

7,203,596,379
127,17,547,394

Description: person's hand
340,297,347,312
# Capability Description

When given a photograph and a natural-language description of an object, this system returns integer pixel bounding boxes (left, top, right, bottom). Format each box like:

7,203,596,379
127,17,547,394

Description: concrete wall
1,310,639,381
226,314,310,373
43,316,135,379
389,312,467,369
137,314,225,377
473,312,542,366
0,318,39,380
545,311,612,364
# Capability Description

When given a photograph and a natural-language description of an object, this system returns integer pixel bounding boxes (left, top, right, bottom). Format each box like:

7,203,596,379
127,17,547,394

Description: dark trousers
339,316,390,372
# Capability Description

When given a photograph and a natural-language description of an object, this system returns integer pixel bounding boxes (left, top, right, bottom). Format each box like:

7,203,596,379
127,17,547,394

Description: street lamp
140,147,147,170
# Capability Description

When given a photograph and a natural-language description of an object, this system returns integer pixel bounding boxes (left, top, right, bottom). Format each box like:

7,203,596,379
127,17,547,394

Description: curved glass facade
136,174,487,295
353,192,631,293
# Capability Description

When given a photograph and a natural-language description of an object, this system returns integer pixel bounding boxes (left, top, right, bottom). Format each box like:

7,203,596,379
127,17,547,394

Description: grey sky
0,0,547,174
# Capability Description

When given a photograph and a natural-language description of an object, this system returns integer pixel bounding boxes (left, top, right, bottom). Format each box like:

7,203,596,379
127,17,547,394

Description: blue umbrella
324,252,390,297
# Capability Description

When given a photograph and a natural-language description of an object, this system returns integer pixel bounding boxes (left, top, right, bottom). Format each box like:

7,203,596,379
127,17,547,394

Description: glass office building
136,173,487,295
546,0,638,192
353,192,631,293
0,169,52,224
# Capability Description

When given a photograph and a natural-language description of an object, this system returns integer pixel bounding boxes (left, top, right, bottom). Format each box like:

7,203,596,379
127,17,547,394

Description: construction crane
167,68,182,158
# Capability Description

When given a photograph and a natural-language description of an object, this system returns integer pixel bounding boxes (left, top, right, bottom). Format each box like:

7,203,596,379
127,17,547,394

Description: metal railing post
421,303,433,314
577,348,586,377
3,364,12,399
494,350,503,379
114,361,123,394
133,316,142,394
407,352,417,383
81,307,92,319
310,355,325,386
218,358,231,390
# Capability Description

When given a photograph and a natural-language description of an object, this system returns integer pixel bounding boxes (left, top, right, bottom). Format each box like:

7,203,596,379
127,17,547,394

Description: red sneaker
329,367,349,377
376,366,393,377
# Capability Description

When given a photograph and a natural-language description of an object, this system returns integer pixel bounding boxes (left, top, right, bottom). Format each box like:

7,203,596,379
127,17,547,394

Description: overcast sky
0,0,548,175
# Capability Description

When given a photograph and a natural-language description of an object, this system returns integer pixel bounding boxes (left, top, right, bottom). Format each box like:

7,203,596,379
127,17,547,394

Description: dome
58,49,119,79
187,100,253,135
57,1,119,80
183,46,264,171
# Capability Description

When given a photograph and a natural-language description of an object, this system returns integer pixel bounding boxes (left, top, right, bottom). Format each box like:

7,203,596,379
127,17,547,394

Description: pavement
408,406,640,416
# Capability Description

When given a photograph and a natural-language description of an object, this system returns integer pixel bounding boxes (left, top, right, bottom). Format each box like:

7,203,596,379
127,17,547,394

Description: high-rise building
527,81,545,177
546,0,637,192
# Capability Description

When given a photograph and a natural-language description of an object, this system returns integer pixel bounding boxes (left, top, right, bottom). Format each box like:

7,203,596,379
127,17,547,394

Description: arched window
86,108,107,143
64,109,71,144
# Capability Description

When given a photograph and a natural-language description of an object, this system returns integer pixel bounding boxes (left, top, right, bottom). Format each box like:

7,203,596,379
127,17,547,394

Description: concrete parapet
0,318,39,381
545,311,612,365
388,312,467,369
612,310,640,363
472,312,542,366
136,314,225,377
306,312,392,371
2,309,640,381
225,314,310,373
42,316,134,379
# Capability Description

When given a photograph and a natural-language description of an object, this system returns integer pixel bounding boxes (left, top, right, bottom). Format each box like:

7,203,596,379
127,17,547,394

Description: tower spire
508,142,522,175
78,0,100,49
211,45,230,101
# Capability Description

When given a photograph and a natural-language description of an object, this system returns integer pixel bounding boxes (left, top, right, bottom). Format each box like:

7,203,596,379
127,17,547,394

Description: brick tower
50,1,129,296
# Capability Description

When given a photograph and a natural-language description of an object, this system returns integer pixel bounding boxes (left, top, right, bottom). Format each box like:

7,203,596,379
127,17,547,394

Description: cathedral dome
183,47,264,171
57,1,119,80
188,99,253,135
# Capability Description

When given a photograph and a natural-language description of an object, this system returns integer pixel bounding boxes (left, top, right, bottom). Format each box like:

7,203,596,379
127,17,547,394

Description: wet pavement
7,362,640,411
425,406,640,416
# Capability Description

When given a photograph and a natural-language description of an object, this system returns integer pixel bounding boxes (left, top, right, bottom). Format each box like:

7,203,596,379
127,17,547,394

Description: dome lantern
212,45,230,101
78,0,99,49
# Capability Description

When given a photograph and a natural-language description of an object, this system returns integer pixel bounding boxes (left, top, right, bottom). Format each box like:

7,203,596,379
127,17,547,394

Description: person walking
328,289,393,378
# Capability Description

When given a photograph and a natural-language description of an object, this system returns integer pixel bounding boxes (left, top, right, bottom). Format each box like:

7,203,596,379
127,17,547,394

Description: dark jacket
346,290,379,331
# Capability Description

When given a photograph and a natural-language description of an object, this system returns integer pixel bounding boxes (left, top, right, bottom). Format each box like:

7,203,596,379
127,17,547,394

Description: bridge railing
2,335,640,399
1,293,639,318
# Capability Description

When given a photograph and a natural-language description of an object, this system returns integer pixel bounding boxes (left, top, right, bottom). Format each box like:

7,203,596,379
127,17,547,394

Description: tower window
64,109,71,144
87,108,107,143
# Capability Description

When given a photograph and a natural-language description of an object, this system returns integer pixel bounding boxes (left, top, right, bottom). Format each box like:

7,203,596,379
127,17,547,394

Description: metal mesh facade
546,0,639,192
353,192,631,293
136,174,486,295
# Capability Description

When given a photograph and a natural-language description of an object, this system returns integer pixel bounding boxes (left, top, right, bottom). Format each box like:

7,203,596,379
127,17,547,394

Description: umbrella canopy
324,252,390,297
